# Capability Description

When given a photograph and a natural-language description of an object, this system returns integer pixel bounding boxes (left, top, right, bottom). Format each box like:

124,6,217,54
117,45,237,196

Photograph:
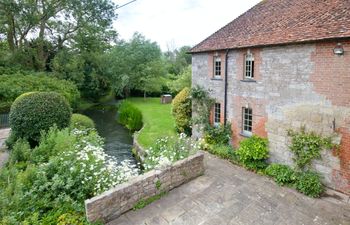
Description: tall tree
0,0,117,70
107,33,166,97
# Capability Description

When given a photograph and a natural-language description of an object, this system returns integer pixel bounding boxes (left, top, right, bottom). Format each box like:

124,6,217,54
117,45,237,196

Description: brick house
190,0,350,195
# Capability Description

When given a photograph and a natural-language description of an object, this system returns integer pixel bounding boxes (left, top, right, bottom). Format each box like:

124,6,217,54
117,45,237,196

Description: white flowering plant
143,133,200,171
0,126,139,224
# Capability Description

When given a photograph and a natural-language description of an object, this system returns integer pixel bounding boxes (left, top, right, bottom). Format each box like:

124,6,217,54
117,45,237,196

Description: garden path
109,153,350,225
0,128,10,168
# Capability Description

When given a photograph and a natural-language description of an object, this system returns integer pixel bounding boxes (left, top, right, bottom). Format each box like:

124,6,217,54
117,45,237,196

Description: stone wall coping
85,151,205,223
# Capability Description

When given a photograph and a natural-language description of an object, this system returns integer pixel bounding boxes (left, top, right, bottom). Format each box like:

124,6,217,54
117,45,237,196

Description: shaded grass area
127,98,176,149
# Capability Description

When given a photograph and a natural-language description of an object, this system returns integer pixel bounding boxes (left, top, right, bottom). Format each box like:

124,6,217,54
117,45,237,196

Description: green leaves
288,128,336,170
172,87,192,135
236,135,269,170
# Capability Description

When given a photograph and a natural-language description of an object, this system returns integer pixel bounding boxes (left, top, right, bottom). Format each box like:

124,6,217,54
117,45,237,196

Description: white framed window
244,52,254,79
214,56,221,78
214,103,221,126
242,107,252,135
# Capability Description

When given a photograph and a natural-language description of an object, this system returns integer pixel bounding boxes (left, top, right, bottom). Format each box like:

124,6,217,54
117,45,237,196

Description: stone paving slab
108,153,350,225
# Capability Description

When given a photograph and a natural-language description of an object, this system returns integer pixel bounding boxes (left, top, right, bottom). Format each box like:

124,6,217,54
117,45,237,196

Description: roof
191,0,350,53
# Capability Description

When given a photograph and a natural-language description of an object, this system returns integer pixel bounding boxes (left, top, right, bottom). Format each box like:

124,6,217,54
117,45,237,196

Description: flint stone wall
85,151,205,223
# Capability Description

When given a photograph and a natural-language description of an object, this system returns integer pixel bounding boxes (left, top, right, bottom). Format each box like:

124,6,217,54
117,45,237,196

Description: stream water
80,102,138,166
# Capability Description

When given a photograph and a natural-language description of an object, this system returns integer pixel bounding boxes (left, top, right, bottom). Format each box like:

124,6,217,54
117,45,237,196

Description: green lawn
128,97,176,148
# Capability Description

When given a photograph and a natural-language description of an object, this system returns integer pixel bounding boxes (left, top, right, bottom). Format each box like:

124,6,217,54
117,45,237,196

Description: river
80,102,138,166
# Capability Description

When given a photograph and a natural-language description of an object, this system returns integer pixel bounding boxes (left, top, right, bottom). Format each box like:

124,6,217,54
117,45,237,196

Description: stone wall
192,40,350,195
85,152,205,223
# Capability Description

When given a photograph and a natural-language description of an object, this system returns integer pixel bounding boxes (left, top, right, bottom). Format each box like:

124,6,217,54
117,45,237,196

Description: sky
113,0,261,51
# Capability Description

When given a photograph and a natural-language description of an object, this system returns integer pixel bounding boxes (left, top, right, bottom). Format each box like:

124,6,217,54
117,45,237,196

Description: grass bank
127,98,176,148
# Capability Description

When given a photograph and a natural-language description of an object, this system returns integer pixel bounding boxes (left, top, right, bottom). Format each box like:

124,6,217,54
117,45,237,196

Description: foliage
288,128,336,170
164,46,192,76
9,92,72,145
132,191,167,210
0,74,80,110
143,133,200,171
294,171,324,197
106,33,166,97
204,124,232,146
118,101,143,132
127,98,176,149
57,212,89,225
236,135,269,170
0,0,117,71
172,87,192,135
8,139,31,166
168,65,192,94
0,127,138,224
70,114,95,130
265,164,296,186
191,86,215,130
206,144,236,160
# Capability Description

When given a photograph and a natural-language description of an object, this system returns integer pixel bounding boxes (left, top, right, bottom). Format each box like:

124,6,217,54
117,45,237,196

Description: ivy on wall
287,127,338,171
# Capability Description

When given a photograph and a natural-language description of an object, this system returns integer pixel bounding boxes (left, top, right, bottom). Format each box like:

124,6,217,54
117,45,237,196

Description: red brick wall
311,41,350,107
236,48,262,81
230,96,268,147
311,41,350,195
208,51,226,79
331,128,350,195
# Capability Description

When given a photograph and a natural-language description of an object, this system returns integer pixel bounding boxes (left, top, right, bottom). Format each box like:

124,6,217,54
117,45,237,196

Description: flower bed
85,151,205,223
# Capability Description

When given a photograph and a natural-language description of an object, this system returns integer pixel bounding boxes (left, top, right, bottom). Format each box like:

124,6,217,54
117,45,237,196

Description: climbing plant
191,85,215,131
287,128,337,171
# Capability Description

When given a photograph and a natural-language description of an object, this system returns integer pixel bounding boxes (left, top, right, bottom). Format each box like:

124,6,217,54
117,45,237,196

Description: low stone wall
85,151,205,223
132,131,146,162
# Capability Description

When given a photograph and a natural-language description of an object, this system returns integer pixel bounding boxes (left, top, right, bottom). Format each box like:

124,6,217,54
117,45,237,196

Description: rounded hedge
172,87,192,135
70,113,95,130
9,92,72,143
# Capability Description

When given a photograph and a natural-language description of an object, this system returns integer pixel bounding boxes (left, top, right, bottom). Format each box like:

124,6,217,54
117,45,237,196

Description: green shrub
172,87,192,135
8,139,31,166
0,74,80,110
70,114,95,130
0,127,138,224
117,101,143,132
265,164,296,186
9,92,72,145
204,124,232,145
236,135,269,170
295,171,324,197
207,144,235,160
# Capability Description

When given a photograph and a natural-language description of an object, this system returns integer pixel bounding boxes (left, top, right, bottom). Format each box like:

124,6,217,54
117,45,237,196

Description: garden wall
85,151,205,223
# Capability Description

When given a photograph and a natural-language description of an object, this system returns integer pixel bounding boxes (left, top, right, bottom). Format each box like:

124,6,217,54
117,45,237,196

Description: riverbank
127,98,176,149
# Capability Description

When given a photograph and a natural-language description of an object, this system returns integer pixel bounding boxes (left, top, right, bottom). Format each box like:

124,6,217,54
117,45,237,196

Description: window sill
239,132,252,138
211,77,223,81
240,79,256,83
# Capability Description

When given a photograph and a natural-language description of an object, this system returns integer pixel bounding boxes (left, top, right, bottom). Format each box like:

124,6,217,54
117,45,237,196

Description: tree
0,0,117,70
168,65,192,94
107,33,166,97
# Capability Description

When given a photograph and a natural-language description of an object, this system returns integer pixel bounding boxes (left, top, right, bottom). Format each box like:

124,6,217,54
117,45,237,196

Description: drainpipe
224,49,229,125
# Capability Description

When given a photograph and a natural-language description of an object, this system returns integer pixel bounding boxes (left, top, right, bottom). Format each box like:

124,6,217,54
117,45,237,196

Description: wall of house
192,40,350,195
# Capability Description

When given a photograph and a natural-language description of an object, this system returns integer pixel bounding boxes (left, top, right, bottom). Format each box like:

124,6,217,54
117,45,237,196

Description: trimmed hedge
70,114,95,130
9,92,72,144
117,101,143,132
0,74,80,111
172,87,192,135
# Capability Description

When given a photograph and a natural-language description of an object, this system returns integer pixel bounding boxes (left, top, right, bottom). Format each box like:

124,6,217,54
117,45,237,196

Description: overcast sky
113,0,261,51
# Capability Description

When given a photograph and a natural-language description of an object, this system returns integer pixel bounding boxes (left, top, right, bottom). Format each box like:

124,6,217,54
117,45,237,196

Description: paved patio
109,153,350,225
